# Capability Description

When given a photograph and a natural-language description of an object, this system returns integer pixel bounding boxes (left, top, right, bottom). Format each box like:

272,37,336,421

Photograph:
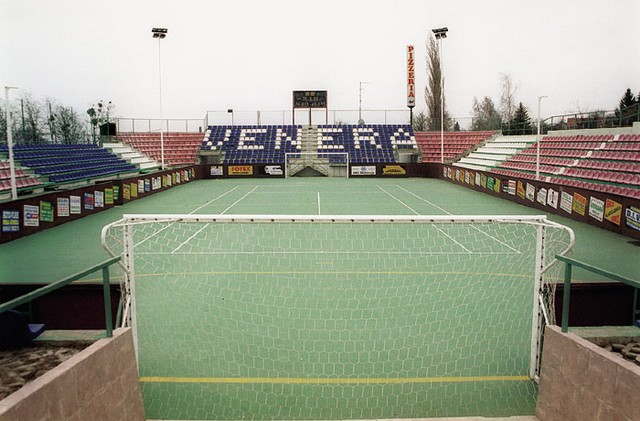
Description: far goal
284,152,349,178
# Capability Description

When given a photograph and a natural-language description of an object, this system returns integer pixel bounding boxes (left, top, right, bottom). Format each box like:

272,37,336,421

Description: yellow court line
133,270,532,279
139,375,530,384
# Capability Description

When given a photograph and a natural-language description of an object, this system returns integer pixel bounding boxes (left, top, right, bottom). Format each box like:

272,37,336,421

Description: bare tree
499,73,517,124
18,93,46,145
87,100,113,144
471,96,502,131
0,102,6,144
411,110,429,131
46,99,85,144
425,36,451,131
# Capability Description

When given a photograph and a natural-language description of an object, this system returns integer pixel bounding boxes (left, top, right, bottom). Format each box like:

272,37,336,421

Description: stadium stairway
454,135,537,171
103,141,160,171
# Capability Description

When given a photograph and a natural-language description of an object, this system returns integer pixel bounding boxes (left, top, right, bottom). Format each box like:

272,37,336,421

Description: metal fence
115,118,206,134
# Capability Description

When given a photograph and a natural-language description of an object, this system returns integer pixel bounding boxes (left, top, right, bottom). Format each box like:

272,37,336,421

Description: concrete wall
536,325,640,421
0,328,144,421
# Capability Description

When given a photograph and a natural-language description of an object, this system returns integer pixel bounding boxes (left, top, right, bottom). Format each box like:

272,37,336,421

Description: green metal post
633,287,638,326
561,262,572,333
102,266,113,338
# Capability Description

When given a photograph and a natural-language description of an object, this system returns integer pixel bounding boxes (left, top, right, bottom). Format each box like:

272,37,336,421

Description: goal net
284,152,349,178
101,214,573,420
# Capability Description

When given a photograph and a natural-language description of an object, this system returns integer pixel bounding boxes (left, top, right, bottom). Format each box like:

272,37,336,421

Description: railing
115,118,206,134
0,256,122,338
557,255,640,333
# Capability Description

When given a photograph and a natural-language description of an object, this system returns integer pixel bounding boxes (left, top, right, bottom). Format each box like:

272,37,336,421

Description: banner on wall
24,205,39,227
145,179,151,192
508,180,517,196
105,188,114,205
40,201,54,222
95,191,104,208
547,189,559,209
480,174,487,188
382,165,406,176
210,166,224,176
2,210,20,233
84,193,94,210
138,180,145,194
626,206,640,232
70,196,82,214
351,166,376,176
525,183,535,202
572,193,587,216
588,197,604,222
516,181,526,199
57,197,70,217
560,191,573,214
113,186,120,201
131,182,138,198
536,188,547,206
604,199,622,225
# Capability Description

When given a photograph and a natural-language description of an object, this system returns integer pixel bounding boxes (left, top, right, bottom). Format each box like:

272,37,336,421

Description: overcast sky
1,0,639,127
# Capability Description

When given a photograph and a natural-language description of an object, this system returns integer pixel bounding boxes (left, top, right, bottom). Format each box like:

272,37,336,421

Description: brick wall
0,328,144,420
536,325,640,421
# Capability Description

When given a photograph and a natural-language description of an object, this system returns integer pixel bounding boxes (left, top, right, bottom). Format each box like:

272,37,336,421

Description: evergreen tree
615,88,639,126
505,102,533,135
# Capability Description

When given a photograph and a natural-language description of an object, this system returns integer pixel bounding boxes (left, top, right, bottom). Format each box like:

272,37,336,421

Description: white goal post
284,151,350,178
101,213,574,384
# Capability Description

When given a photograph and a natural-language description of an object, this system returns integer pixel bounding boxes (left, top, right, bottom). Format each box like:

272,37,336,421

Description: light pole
5,86,19,200
152,27,168,170
536,96,548,180
432,27,448,164
358,81,370,125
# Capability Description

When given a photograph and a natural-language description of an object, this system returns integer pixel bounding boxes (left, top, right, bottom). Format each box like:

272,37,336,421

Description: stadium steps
103,141,160,171
286,125,329,177
453,135,536,172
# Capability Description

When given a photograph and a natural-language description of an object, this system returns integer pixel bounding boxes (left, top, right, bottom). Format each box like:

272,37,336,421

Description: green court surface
1,178,637,285
1,178,639,420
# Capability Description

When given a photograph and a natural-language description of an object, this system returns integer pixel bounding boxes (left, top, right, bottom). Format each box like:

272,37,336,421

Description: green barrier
556,255,640,333
0,256,121,338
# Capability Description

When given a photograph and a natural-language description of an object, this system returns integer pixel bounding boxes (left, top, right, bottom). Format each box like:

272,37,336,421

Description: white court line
377,185,419,214
219,185,259,214
395,185,520,254
167,185,259,253
432,225,473,253
317,192,321,215
189,186,240,214
134,186,239,249
171,224,210,254
396,185,451,214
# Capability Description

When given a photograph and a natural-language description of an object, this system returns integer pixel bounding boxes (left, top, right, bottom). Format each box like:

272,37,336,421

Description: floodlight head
432,27,448,39
152,28,168,39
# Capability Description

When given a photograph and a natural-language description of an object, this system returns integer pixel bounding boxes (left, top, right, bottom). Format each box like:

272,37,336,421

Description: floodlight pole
432,27,448,164
536,96,547,180
152,27,168,170
5,86,19,200
358,81,370,125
